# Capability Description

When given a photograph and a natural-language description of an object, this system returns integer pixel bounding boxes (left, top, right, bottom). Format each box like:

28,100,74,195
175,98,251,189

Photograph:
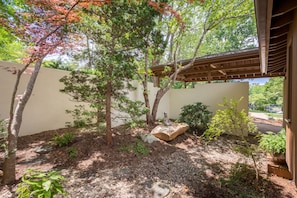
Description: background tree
249,77,284,111
60,70,106,128
140,0,255,127
66,1,168,145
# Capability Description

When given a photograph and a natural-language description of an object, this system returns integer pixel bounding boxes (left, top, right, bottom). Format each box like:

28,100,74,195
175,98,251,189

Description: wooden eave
151,48,284,83
255,0,297,74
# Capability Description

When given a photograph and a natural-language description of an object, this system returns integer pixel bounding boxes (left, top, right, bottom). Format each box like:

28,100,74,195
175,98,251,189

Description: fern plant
177,102,212,134
16,169,67,198
52,132,75,147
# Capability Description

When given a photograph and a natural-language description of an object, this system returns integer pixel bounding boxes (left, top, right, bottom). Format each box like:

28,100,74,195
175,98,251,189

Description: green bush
259,129,286,154
203,97,258,141
16,169,67,198
67,147,78,159
52,132,75,147
133,139,149,156
177,102,212,134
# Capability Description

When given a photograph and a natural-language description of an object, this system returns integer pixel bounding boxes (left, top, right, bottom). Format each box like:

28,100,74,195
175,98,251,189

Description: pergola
151,48,285,83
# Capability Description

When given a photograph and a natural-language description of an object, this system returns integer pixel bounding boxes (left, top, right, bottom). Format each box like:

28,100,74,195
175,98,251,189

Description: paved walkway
249,112,270,120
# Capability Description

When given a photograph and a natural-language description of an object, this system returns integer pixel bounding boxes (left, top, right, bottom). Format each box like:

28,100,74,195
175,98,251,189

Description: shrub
52,132,75,147
66,147,78,159
259,129,286,154
202,97,258,141
177,102,212,134
16,169,67,198
133,139,149,156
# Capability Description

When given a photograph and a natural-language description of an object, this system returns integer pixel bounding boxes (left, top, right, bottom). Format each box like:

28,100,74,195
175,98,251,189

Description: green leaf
42,180,52,191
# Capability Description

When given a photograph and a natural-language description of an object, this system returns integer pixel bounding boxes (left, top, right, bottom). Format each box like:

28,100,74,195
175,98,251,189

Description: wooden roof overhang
151,48,284,83
255,0,297,74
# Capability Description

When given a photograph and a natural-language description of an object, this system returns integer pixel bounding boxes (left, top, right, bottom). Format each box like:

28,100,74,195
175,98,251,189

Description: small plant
259,129,286,155
65,105,93,128
52,132,75,147
220,163,262,197
133,139,149,156
16,169,67,198
67,147,77,159
202,97,258,141
177,102,212,134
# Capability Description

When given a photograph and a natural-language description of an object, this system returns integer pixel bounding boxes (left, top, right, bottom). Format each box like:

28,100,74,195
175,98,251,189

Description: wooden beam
218,70,226,75
269,34,287,46
270,25,290,39
269,43,287,51
272,0,297,17
268,50,286,58
179,64,260,75
271,10,294,30
210,64,217,68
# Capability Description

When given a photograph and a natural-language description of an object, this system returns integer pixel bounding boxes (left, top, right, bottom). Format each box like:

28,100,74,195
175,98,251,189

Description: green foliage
65,105,94,128
203,97,258,141
249,77,284,111
118,99,148,128
0,0,26,62
177,102,212,134
42,60,75,71
52,132,75,147
119,139,149,156
133,139,149,156
16,169,67,198
259,129,286,154
60,71,105,128
66,147,78,159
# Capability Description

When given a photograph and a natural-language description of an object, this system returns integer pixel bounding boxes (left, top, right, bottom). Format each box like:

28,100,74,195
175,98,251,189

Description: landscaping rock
35,144,53,154
151,123,189,141
151,182,171,198
140,133,160,144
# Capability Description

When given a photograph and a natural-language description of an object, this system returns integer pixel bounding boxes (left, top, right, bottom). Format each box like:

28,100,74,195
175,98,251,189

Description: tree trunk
151,87,169,125
2,58,44,184
106,79,112,146
142,53,153,129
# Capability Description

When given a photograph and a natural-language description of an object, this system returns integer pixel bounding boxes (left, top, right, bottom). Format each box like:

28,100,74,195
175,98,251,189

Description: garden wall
0,61,248,136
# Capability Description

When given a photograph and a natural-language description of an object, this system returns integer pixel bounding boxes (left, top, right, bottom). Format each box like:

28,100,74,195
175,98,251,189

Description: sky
239,77,269,85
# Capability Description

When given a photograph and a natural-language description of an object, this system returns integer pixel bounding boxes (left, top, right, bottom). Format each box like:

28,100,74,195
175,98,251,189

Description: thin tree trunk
151,87,169,124
2,58,44,184
106,78,112,146
142,52,154,128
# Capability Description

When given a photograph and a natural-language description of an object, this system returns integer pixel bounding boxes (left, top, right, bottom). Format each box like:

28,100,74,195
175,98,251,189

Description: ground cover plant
16,169,66,198
259,129,286,155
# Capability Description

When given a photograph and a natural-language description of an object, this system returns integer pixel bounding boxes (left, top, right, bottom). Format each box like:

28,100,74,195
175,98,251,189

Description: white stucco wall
0,61,81,136
0,61,248,136
169,82,249,119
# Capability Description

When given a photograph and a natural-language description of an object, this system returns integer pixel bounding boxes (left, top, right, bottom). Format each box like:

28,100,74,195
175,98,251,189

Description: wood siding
285,9,297,185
